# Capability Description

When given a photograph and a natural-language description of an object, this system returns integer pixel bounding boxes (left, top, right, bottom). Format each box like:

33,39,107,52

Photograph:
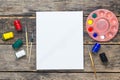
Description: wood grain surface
0,17,120,45
0,72,119,80
0,0,119,80
0,0,120,16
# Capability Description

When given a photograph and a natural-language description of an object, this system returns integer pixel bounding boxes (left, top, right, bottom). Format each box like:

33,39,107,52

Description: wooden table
0,0,120,80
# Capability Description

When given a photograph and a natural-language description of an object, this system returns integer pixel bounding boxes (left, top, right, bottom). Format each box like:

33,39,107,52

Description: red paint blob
88,27,93,32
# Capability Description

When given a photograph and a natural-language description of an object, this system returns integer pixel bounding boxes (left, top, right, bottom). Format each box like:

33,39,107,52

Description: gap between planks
0,16,35,19
0,71,120,73
0,14,119,18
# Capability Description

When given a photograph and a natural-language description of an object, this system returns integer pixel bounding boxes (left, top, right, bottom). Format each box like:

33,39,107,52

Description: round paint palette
86,9,119,41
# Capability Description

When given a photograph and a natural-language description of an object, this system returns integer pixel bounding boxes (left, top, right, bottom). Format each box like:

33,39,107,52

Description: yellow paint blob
87,19,93,25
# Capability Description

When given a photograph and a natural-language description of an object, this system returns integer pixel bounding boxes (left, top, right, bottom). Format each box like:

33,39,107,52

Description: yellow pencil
88,46,97,79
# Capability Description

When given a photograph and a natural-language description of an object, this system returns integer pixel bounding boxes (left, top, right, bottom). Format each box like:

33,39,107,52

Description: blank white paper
36,11,84,70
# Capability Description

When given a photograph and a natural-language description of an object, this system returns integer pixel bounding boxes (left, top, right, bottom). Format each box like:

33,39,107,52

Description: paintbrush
88,46,97,79
25,26,29,57
28,33,34,63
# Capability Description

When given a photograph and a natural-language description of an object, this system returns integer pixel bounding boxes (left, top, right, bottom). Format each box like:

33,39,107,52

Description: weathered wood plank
0,45,36,71
65,0,120,16
0,72,119,80
0,0,119,79
84,45,120,72
0,45,120,72
0,17,120,44
0,0,119,16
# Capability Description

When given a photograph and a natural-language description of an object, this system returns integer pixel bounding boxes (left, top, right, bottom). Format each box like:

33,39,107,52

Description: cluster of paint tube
2,20,26,59
92,43,108,65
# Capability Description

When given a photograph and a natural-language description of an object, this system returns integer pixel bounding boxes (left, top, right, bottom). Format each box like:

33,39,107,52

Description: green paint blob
92,13,97,18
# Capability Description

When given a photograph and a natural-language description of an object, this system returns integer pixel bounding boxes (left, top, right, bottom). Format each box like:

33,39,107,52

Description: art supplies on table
86,9,119,70
36,11,84,70
0,9,115,72
12,20,25,60
12,39,25,60
86,9,119,41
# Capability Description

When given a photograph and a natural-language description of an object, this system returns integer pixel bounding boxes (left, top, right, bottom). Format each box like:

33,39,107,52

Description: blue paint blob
93,33,98,38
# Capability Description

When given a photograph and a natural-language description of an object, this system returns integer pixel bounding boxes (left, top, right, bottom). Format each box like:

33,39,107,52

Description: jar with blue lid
92,43,101,54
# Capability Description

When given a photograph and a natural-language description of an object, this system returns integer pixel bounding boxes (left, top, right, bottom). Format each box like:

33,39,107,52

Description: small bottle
99,52,108,65
2,32,14,41
92,43,101,54
14,20,22,31
12,39,23,50
15,49,26,59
